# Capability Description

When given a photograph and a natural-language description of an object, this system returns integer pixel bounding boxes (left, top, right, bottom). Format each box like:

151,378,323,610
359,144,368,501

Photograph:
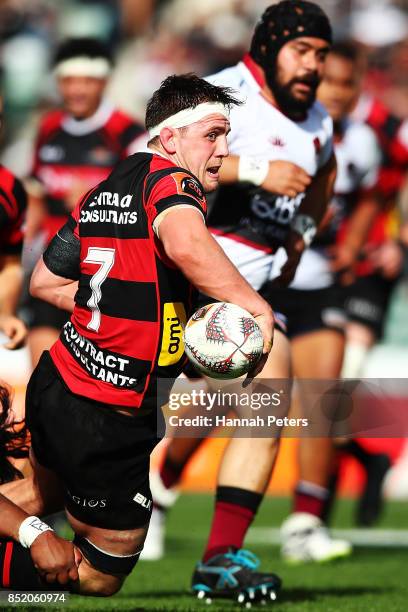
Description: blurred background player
0,92,30,491
23,37,146,367
340,62,408,381
323,43,408,526
0,91,27,351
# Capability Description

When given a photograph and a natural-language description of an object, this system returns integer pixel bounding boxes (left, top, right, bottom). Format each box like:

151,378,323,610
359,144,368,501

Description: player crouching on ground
0,74,274,596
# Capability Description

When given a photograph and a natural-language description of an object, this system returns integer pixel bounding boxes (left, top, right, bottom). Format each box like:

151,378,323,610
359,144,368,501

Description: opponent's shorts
342,273,397,339
26,352,161,530
26,295,69,331
260,284,346,339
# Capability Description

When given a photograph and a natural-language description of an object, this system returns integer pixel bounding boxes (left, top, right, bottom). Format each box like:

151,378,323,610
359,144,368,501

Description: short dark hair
53,37,112,67
145,73,241,132
329,41,360,64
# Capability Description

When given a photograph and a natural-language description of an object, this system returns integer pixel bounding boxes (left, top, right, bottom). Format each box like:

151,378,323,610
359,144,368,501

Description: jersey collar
62,99,114,136
239,54,265,91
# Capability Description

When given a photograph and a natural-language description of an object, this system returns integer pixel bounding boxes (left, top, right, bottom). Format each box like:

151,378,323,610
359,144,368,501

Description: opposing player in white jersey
144,2,337,603
260,42,382,562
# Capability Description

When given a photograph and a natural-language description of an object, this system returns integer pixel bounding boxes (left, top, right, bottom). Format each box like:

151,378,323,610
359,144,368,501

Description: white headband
148,102,230,139
55,56,111,79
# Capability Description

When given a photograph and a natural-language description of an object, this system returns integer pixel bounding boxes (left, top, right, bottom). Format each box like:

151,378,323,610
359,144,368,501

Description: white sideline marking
248,528,408,548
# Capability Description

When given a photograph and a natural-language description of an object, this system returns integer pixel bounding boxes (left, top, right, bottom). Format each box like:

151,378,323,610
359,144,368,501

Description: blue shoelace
224,549,260,570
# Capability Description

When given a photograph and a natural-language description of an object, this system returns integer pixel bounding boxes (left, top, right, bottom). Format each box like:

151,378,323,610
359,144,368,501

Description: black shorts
26,352,162,530
26,295,69,331
260,284,346,339
342,273,396,338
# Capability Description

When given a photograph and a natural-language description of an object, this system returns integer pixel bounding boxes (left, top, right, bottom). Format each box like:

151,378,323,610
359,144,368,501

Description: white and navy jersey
207,55,333,253
278,118,381,290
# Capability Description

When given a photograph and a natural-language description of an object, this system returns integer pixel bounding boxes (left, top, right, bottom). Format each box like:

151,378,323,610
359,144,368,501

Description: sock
342,440,373,468
203,486,262,562
159,455,184,491
341,343,369,378
0,538,66,590
321,470,339,524
293,480,330,519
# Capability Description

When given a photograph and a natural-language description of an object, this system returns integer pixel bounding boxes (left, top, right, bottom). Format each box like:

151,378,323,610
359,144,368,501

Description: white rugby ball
183,302,264,379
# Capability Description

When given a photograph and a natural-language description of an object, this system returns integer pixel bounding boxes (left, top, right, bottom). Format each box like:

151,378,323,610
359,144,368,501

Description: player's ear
159,127,177,154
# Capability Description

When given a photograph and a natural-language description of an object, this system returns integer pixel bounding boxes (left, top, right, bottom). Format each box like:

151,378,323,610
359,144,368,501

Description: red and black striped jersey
0,165,27,256
349,95,408,271
50,152,207,408
353,95,408,201
31,101,146,242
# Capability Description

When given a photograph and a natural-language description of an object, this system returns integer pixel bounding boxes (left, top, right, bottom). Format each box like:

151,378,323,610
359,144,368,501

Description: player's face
58,75,107,119
318,54,360,122
175,114,230,192
266,37,330,117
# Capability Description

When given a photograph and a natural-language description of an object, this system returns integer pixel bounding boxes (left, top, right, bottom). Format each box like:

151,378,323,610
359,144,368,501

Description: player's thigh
292,329,344,378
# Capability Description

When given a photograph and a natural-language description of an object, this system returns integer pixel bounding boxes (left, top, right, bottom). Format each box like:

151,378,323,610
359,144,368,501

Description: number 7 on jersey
84,247,115,332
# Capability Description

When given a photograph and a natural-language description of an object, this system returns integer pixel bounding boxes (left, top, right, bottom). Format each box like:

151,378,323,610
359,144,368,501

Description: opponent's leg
281,329,352,563
341,321,375,378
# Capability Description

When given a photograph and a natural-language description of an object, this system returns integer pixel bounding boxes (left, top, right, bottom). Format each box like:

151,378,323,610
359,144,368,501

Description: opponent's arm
330,195,380,282
275,152,337,287
295,151,337,227
219,154,311,196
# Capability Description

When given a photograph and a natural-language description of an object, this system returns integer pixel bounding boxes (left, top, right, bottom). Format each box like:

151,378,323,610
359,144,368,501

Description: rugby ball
183,302,264,379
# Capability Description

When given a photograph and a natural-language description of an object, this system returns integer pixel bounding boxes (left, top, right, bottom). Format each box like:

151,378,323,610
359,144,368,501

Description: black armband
43,219,80,280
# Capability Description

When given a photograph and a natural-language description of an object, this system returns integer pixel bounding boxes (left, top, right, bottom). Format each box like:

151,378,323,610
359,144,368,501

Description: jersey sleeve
145,171,207,237
391,120,408,165
318,111,334,168
358,127,381,190
27,113,59,190
43,216,80,280
0,175,27,255
0,176,26,226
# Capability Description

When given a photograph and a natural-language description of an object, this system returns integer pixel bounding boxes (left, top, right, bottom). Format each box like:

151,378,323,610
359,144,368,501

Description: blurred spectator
22,37,146,368
0,92,28,351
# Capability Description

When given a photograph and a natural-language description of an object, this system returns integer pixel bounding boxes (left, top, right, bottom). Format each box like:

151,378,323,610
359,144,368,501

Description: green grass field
6,494,408,611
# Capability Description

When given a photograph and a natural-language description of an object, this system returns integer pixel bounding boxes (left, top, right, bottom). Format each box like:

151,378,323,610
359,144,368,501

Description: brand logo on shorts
133,492,152,509
158,302,186,366
68,491,107,508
